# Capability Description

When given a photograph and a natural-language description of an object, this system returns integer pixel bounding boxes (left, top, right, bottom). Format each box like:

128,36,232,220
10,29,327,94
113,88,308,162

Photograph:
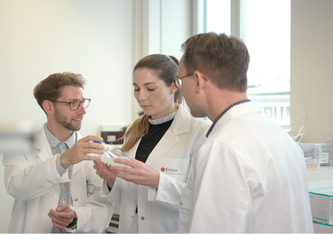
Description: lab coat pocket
155,158,190,183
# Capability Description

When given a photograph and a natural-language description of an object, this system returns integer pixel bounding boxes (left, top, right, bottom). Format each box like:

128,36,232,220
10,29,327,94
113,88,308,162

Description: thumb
56,203,69,212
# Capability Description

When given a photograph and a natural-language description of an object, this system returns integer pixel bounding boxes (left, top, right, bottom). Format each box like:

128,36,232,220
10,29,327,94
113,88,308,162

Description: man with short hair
3,72,113,233
176,33,313,233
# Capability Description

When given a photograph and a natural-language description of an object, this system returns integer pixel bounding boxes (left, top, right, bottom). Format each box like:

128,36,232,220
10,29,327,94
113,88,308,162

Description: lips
72,117,83,122
140,105,151,109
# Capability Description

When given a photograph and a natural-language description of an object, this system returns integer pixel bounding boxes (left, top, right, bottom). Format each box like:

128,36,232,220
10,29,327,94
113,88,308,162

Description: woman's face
133,68,176,120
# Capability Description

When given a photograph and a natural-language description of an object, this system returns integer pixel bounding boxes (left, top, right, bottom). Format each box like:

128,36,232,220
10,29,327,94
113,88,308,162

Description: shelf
306,166,333,181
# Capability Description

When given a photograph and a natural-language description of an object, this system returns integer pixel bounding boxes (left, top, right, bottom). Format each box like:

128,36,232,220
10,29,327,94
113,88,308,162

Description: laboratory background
0,0,333,233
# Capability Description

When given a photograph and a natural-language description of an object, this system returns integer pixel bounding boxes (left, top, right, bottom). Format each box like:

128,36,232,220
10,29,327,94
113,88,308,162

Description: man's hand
93,158,117,188
48,203,77,230
60,135,104,169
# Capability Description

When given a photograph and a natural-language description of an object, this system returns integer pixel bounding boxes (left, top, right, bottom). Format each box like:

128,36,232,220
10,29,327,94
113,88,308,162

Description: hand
93,158,117,188
60,135,104,169
110,158,160,189
48,203,76,230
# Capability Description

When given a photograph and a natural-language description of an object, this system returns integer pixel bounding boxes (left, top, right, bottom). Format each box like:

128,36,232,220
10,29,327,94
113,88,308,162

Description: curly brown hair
33,72,86,114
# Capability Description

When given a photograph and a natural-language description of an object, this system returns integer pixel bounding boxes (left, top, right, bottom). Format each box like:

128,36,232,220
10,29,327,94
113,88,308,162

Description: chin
69,124,82,132
189,109,205,118
191,110,205,118
143,110,153,116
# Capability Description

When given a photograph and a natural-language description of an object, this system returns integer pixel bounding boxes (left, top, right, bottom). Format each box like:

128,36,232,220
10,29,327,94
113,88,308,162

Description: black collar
206,99,251,137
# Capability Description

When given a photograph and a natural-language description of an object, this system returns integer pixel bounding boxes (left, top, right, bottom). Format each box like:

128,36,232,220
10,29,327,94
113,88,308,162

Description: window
204,0,291,129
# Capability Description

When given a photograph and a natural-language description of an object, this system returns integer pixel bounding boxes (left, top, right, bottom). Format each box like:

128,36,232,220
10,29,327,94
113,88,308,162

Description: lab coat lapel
34,126,53,161
145,126,179,165
72,132,85,175
145,105,190,165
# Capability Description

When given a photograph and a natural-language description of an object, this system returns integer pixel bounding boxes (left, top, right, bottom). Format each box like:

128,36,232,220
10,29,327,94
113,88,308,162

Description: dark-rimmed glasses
53,98,91,111
174,73,193,91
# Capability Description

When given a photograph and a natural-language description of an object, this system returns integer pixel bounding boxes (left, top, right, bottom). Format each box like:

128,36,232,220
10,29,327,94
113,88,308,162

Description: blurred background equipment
0,121,37,153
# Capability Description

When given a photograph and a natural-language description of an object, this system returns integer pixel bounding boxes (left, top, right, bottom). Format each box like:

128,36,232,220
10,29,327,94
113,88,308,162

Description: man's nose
77,102,86,114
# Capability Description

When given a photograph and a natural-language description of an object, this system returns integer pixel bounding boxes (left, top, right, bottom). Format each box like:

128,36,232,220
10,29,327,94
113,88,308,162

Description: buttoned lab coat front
179,102,314,233
101,105,210,233
3,126,114,233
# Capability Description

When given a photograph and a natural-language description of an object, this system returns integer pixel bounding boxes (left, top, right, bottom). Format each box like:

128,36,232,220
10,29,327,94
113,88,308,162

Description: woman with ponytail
94,54,210,233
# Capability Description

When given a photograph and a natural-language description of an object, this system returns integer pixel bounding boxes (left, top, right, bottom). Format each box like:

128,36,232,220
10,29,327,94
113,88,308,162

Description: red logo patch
161,167,165,172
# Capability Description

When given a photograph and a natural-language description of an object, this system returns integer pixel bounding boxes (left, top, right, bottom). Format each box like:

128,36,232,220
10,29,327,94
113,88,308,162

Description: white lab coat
2,126,114,233
179,102,314,233
101,104,210,233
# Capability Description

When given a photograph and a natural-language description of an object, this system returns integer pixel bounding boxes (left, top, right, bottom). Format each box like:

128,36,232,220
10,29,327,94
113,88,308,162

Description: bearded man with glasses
2,72,114,233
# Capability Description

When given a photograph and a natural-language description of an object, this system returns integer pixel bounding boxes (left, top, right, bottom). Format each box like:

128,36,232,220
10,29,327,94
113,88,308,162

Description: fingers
93,160,111,170
52,221,67,230
48,209,74,229
109,165,129,173
86,141,104,151
111,161,160,188
85,155,100,161
80,135,104,143
96,168,115,180
61,136,105,167
56,203,69,212
113,157,137,167
113,171,136,181
93,160,116,181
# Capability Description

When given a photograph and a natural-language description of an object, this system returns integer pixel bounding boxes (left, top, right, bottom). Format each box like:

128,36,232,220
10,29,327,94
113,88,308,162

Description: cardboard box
309,189,333,224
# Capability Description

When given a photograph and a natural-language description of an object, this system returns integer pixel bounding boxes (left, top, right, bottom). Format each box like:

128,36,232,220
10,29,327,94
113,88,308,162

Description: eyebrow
133,82,156,86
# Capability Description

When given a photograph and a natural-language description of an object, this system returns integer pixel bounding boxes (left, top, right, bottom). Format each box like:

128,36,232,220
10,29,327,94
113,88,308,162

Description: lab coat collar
145,104,191,165
208,101,263,137
33,126,53,162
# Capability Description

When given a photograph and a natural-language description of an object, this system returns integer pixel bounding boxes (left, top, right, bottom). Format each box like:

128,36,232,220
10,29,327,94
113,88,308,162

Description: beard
54,108,82,131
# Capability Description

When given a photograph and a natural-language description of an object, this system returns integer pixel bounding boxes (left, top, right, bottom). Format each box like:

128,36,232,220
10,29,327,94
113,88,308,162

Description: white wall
291,0,333,143
0,0,135,135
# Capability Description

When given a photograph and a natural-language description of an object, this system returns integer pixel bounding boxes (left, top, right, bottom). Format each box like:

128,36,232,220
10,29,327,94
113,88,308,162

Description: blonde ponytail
119,115,150,152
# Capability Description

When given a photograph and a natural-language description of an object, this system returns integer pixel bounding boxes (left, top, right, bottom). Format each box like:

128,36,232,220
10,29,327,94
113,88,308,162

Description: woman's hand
109,158,160,189
93,159,116,188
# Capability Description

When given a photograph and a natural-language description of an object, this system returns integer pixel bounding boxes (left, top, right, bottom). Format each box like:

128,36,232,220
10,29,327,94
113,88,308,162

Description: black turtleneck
135,119,173,163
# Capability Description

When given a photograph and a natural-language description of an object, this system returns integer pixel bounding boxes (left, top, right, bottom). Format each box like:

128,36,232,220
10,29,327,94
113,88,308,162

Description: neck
46,121,74,142
207,90,248,121
151,103,177,120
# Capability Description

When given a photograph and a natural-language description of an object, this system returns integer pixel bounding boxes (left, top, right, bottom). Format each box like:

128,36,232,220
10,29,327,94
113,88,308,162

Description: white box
299,142,333,168
309,189,333,224
313,221,333,233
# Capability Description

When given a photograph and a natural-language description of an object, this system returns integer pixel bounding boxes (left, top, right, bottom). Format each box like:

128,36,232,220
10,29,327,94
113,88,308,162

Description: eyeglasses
174,73,193,91
53,98,91,111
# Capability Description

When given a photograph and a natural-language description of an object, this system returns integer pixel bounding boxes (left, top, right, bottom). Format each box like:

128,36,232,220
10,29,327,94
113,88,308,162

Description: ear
170,81,177,94
193,71,207,93
42,100,54,116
